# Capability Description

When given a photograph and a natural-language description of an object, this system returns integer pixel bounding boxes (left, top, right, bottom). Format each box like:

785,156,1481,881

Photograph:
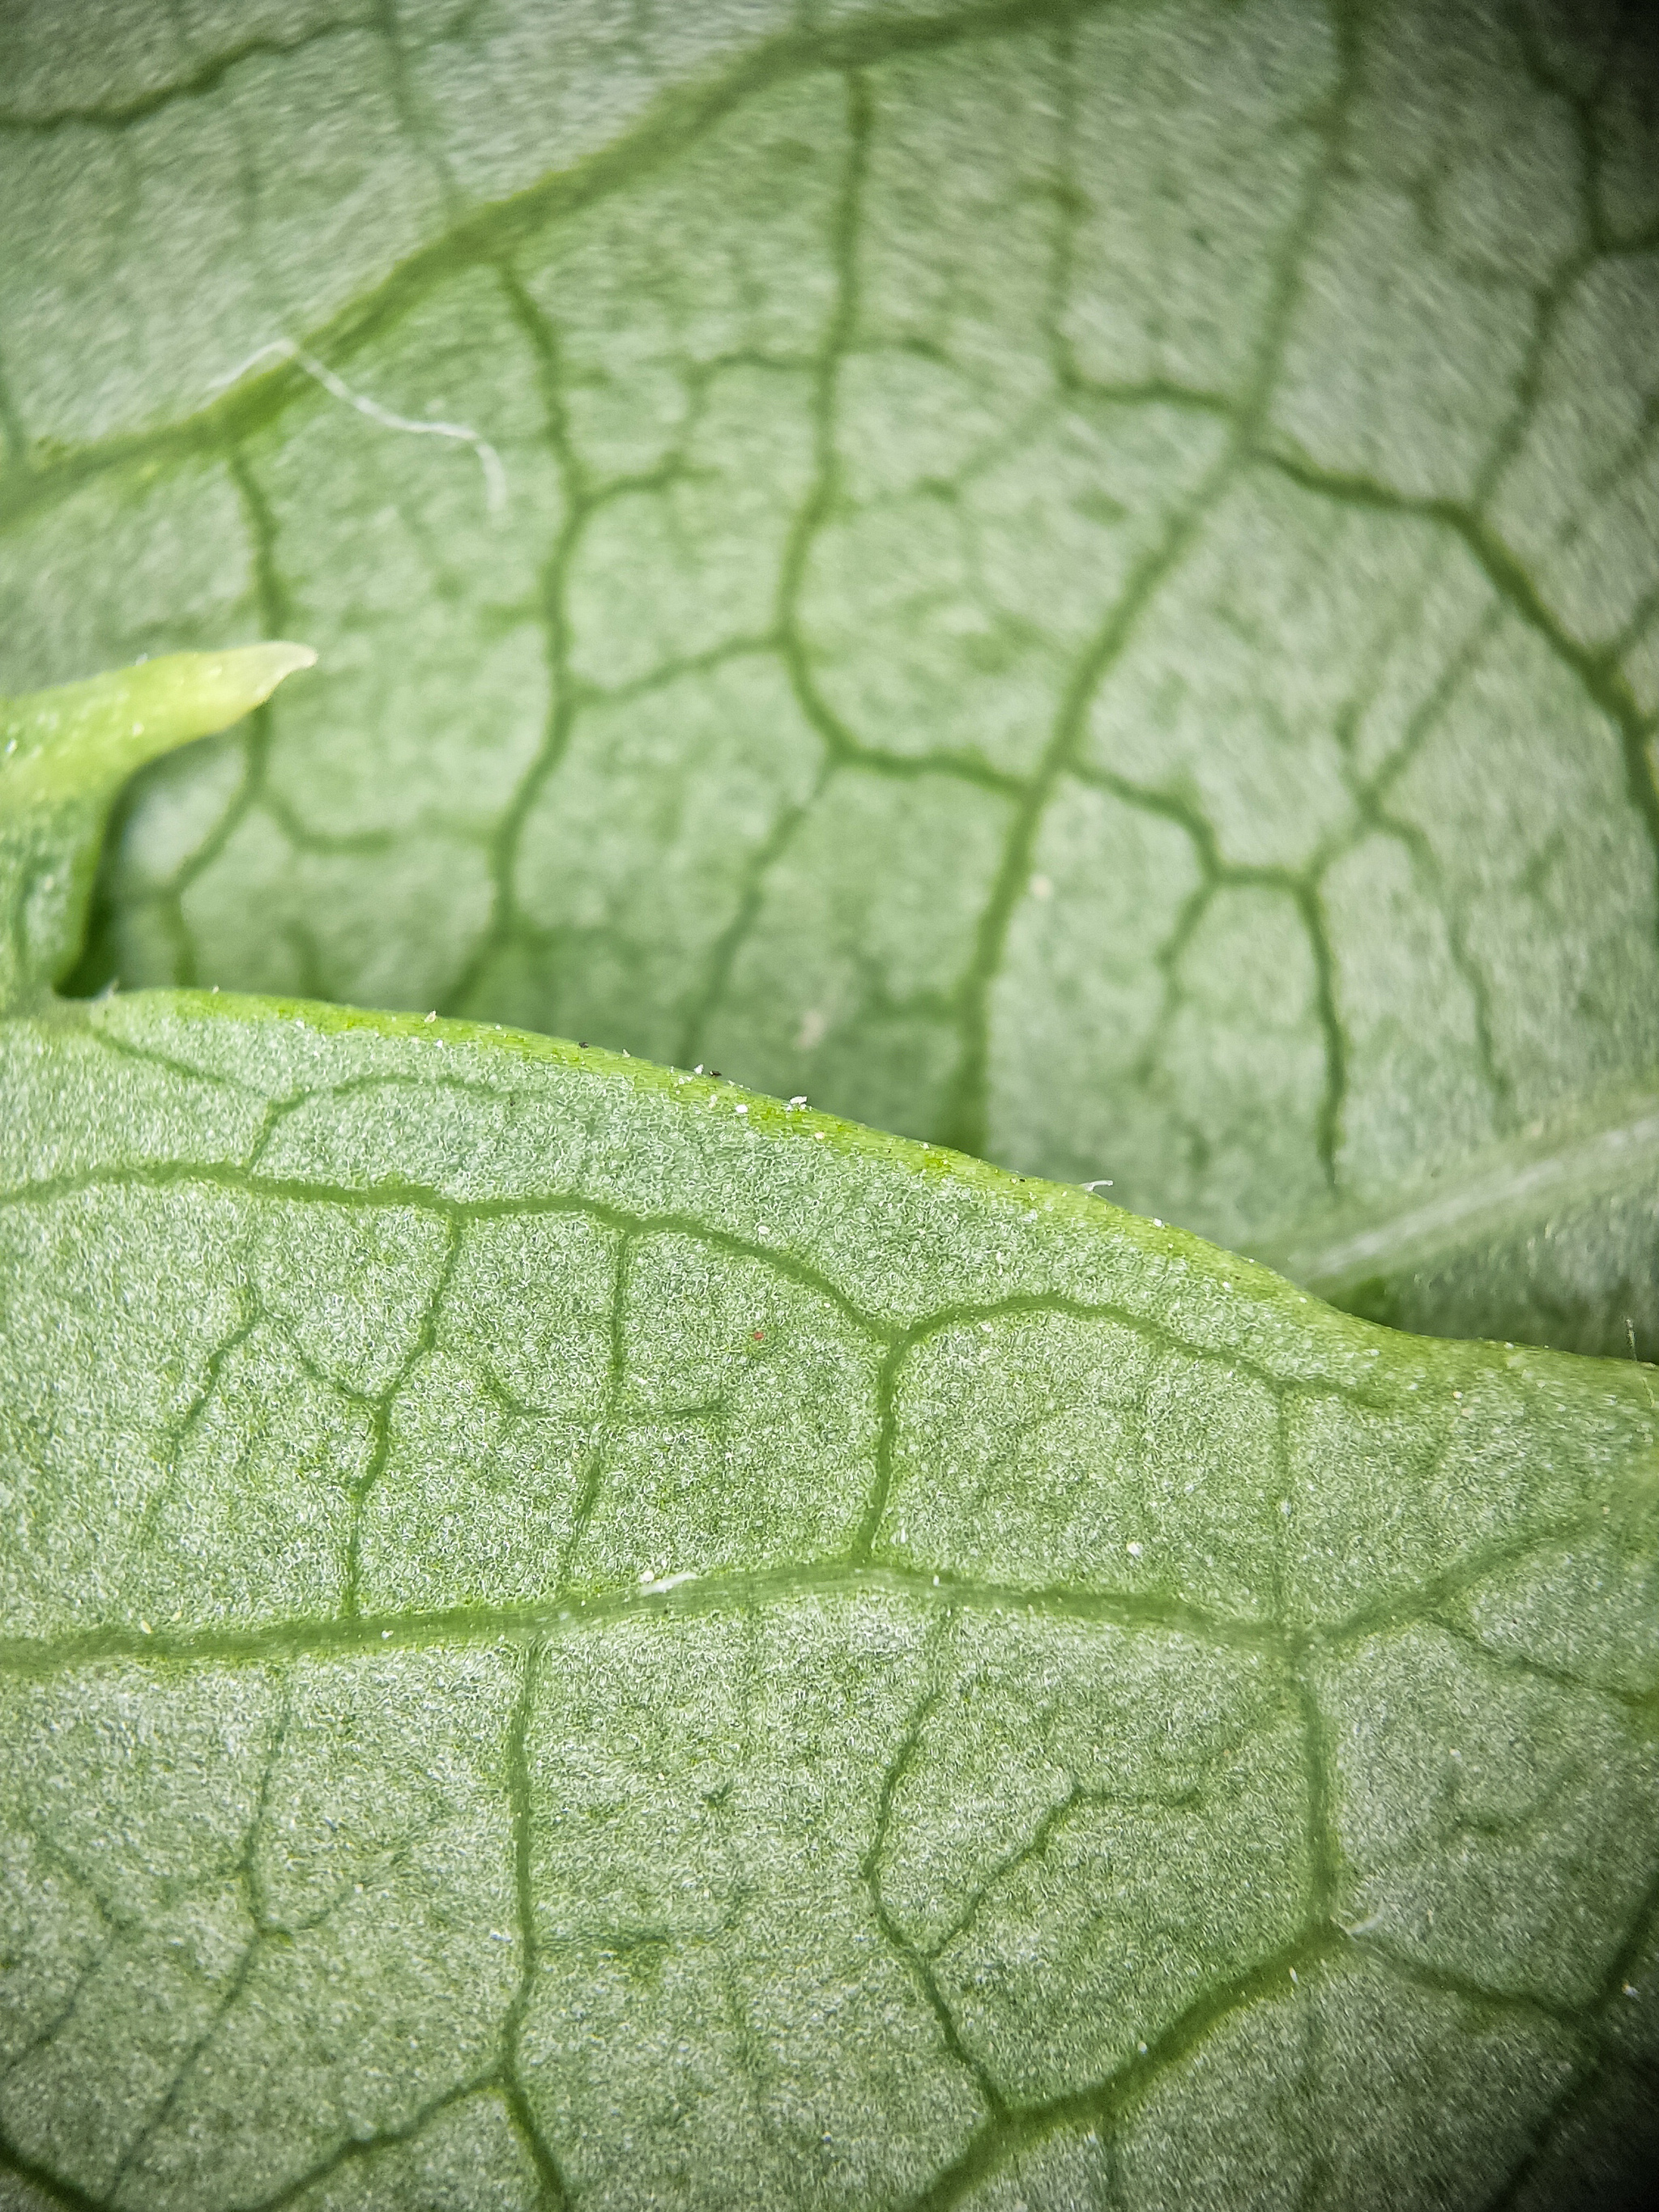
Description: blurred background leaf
1,0,1655,1352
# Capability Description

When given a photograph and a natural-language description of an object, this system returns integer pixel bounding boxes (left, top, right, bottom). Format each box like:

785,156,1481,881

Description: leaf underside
2,0,1659,2206
0,0,1655,1345
1,981,1657,2210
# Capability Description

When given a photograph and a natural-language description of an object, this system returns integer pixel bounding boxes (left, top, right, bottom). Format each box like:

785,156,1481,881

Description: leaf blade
3,0,1653,1350
2,977,1656,2206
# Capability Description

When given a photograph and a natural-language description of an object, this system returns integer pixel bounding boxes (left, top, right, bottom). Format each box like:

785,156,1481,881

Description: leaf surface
0,645,314,1005
2,0,1657,1348
1254,1085,1659,1364
1,660,1657,2210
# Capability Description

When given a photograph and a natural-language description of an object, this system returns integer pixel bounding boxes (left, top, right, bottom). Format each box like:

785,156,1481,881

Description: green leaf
3,0,1657,1352
3,0,1659,2196
1254,1085,1659,1365
0,646,314,1009
2,663,1657,2209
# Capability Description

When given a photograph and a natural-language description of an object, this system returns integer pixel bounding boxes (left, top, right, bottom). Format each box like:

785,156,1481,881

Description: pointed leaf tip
0,642,317,1006
111,639,318,753
1,641,318,804
227,637,318,694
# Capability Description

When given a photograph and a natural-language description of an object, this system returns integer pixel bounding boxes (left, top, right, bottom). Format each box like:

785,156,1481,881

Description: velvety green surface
2,0,1656,1343
2,2,1659,2202
2,656,1658,2210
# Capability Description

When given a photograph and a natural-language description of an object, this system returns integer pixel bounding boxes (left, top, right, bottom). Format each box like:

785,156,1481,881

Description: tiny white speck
789,1095,808,1107
1153,1217,1163,1228
424,1010,437,1022
735,1102,748,1115
1126,1541,1143,1558
1625,1984,1640,1997
1137,2041,1147,2055
1279,1499,1291,1515
757,1224,769,1237
694,1064,704,1074
382,1629,393,1639
139,1620,151,1634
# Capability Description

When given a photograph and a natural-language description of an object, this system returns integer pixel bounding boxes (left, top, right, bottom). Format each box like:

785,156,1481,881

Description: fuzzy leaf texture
2,654,1658,2211
2,2,1659,2209
1,0,1656,1352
